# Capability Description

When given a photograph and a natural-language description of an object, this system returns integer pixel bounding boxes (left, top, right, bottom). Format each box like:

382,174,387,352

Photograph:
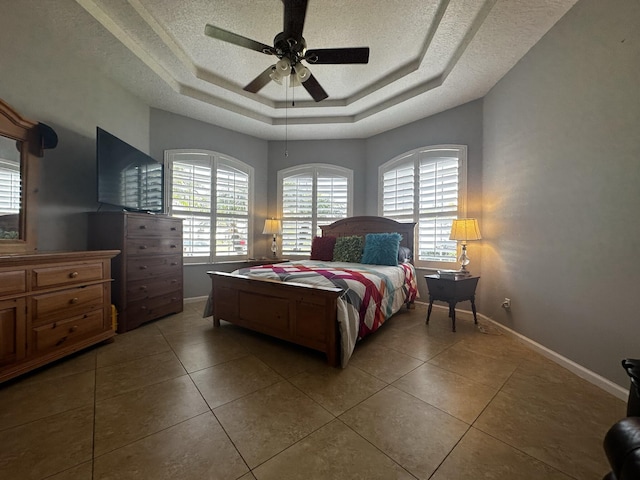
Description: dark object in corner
38,122,58,149
601,359,640,480
622,359,640,416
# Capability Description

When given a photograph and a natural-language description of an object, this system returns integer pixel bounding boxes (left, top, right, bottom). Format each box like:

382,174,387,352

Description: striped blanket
234,260,418,366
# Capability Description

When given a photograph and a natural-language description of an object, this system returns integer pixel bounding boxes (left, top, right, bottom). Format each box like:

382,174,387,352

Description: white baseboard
418,301,629,401
184,296,208,304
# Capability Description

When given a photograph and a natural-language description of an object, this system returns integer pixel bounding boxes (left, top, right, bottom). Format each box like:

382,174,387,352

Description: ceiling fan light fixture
276,57,291,74
269,68,284,85
295,65,310,83
289,74,301,88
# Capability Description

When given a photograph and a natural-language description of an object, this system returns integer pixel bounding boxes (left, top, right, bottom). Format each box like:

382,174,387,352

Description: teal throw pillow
361,232,402,266
332,235,364,263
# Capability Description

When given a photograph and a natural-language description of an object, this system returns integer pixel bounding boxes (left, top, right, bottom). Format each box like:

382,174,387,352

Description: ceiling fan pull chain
285,78,289,158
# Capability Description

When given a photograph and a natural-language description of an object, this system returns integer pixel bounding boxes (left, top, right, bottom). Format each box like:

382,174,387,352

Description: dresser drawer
31,309,105,353
32,284,105,324
127,275,183,303
125,295,183,330
127,216,182,237
127,255,182,281
0,270,26,295
32,262,104,289
126,237,181,256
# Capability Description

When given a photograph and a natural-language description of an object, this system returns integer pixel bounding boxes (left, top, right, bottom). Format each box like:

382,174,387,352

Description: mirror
0,135,22,240
0,98,43,253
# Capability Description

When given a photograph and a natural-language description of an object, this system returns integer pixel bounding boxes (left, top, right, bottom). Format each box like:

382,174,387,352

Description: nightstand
425,274,479,332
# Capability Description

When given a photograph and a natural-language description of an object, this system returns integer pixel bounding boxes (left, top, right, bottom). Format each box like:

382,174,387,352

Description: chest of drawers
0,250,119,383
88,212,183,333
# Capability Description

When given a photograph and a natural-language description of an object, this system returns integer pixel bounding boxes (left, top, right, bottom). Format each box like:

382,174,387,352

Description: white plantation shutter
165,150,253,262
382,160,413,221
279,165,352,256
0,160,21,214
317,175,348,220
282,174,313,253
170,159,213,258
215,165,249,256
379,146,467,266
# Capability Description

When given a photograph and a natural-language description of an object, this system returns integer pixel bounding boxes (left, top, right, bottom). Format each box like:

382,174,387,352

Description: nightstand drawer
32,263,104,289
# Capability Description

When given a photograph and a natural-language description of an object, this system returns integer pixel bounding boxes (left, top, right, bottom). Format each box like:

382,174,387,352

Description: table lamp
449,218,482,274
262,218,282,258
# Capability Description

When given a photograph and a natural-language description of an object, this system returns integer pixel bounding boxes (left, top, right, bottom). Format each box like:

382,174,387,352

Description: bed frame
207,216,416,366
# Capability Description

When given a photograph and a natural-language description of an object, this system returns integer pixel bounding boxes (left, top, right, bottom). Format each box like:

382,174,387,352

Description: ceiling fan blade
282,0,308,44
302,72,328,102
244,66,276,93
205,24,274,55
305,47,370,64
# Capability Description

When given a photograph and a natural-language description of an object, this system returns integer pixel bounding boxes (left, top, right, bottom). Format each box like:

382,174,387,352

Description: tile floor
0,300,626,480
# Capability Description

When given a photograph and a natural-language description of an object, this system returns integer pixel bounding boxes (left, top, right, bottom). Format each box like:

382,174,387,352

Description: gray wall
480,0,640,387
0,0,150,251
150,109,269,298
365,100,484,300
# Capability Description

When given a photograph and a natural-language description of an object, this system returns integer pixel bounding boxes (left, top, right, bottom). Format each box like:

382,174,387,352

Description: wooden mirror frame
0,99,42,253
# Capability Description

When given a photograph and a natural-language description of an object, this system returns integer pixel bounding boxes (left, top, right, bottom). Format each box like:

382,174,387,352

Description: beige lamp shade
262,219,282,235
449,218,482,242
263,218,282,258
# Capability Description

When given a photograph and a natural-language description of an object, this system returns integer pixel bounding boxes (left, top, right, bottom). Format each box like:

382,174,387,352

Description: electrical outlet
502,298,511,309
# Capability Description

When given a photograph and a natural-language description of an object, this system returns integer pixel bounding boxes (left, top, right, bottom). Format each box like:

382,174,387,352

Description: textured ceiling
12,0,578,140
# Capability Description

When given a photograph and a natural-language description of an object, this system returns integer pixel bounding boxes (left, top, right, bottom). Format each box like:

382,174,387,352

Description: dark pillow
310,236,337,261
397,246,412,263
332,235,364,263
361,232,402,266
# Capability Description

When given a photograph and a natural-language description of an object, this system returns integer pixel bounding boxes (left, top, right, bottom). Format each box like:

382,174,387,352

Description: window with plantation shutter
165,150,253,263
379,145,467,267
278,164,352,256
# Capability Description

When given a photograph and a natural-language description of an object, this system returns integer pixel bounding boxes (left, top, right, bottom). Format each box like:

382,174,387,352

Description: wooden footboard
208,271,343,366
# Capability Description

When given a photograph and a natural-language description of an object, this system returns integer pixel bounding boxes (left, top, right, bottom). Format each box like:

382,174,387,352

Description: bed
204,216,417,367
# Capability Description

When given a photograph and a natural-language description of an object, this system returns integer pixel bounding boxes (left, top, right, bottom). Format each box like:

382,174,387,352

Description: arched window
165,149,254,263
379,145,467,268
278,164,353,256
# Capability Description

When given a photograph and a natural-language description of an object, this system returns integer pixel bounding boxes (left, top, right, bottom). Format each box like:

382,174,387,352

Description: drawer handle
170,244,177,248
171,262,178,266
69,271,79,279
170,227,177,231
139,225,147,229
69,325,78,333
171,279,177,284
140,285,148,291
140,306,148,311
139,245,148,250
56,336,68,346
69,297,79,304
140,265,148,270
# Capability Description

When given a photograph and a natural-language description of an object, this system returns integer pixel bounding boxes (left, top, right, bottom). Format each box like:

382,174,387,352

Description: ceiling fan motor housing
273,32,306,66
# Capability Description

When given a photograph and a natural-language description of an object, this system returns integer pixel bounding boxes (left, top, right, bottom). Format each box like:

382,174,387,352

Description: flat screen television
96,127,164,213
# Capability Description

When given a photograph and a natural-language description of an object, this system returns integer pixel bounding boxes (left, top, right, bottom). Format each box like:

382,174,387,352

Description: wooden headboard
320,216,416,254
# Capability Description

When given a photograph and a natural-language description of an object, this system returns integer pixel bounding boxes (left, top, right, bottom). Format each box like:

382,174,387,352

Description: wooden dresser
88,212,183,333
0,250,119,383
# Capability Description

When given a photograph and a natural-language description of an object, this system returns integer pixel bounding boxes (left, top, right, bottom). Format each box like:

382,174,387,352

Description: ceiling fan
204,0,370,102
